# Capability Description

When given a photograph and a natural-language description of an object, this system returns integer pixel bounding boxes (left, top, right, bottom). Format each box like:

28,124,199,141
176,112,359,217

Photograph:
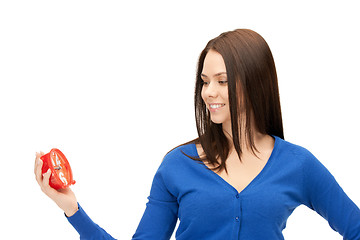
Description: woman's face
201,49,231,126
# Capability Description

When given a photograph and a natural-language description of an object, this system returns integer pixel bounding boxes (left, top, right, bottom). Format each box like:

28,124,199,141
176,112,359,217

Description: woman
34,29,360,239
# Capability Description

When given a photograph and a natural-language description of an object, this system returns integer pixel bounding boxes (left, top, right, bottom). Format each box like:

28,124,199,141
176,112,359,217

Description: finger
41,169,55,195
34,152,44,170
34,152,40,174
43,169,51,185
35,156,44,185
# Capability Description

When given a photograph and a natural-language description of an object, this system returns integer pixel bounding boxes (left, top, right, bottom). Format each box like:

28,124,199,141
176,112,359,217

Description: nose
203,82,219,99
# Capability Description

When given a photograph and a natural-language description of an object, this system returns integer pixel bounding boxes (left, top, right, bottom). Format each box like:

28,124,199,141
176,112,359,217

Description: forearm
66,203,116,240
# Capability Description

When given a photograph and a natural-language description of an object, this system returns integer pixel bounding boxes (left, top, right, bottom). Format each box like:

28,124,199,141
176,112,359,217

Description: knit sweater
67,135,360,239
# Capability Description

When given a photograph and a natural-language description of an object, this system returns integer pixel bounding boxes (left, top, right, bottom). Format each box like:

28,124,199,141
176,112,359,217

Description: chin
210,117,226,125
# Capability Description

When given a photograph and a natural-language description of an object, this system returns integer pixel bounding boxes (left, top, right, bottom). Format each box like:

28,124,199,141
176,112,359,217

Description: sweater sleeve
131,165,179,239
66,203,116,240
66,155,178,240
302,150,360,239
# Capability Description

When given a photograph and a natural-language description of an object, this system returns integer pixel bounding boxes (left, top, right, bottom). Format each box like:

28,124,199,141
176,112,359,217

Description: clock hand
54,165,62,170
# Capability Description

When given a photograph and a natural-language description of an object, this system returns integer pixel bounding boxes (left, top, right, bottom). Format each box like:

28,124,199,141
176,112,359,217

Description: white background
1,0,359,239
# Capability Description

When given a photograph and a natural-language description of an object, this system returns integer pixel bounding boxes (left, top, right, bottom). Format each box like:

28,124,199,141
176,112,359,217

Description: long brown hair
180,29,283,173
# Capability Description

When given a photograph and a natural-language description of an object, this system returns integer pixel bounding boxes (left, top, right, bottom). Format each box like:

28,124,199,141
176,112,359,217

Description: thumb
43,168,51,181
41,169,56,196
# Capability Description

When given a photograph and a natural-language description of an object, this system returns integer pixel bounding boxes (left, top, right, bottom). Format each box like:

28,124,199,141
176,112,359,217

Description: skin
34,152,78,217
200,49,231,127
198,49,275,193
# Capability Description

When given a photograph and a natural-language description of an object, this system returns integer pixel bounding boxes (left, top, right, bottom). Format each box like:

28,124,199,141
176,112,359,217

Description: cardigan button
236,194,239,198
235,216,239,221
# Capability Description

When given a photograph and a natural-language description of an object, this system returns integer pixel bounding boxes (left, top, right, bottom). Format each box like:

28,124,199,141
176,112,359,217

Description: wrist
64,203,79,217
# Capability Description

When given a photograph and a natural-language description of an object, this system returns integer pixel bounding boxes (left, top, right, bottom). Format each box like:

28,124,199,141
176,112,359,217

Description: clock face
41,149,75,189
50,150,70,186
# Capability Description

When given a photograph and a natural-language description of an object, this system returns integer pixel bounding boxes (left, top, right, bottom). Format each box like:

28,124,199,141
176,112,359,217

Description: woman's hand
34,152,79,217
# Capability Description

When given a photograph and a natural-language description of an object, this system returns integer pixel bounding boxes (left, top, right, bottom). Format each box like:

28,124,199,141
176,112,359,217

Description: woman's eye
219,81,228,84
202,81,209,85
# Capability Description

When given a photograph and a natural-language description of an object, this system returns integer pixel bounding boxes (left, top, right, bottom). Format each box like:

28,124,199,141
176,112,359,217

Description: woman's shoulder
161,140,198,165
275,136,321,168
154,140,199,179
276,136,314,157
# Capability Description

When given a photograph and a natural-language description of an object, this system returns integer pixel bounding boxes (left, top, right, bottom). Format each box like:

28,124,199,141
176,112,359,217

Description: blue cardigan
67,136,360,239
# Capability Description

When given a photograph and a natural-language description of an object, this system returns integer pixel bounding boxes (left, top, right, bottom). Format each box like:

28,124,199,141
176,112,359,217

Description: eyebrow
201,72,227,78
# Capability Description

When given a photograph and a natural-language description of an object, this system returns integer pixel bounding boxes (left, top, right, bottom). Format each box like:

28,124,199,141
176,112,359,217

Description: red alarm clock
41,148,76,190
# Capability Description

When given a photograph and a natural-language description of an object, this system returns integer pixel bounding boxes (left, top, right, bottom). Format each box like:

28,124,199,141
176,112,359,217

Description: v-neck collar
191,135,281,195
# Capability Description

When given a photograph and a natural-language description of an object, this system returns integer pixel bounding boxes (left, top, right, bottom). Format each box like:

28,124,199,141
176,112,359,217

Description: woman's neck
222,117,271,155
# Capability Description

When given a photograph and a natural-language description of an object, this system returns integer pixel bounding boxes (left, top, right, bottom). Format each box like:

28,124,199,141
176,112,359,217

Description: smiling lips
208,103,225,112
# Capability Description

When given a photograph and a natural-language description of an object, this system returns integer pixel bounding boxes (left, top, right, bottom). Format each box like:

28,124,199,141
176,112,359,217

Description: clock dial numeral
51,152,62,170
59,172,68,185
